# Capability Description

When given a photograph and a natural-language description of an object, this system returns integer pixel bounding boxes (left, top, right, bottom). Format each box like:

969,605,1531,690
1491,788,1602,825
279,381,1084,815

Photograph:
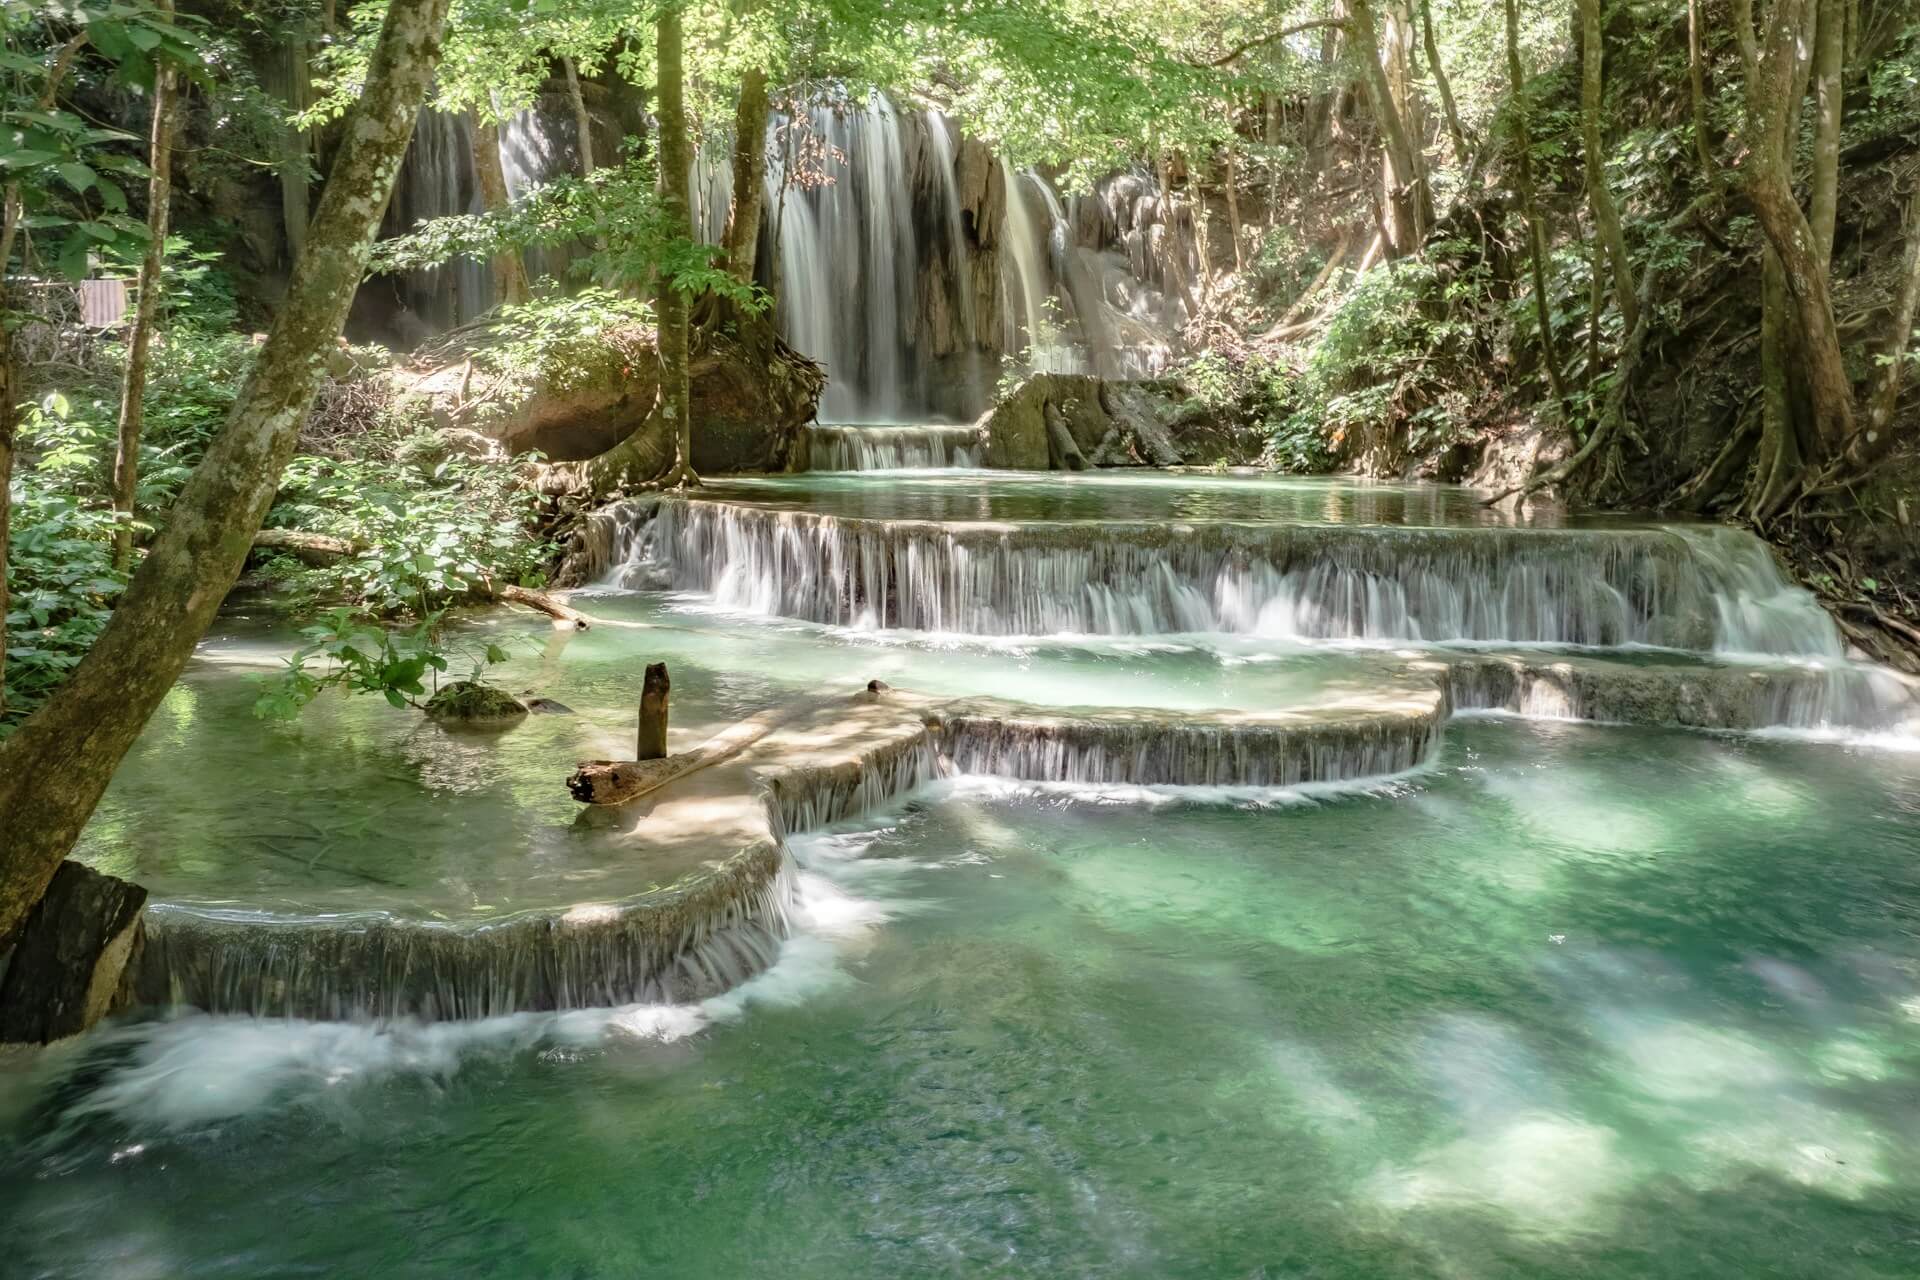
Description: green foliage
1248,226,1323,311
370,154,766,307
265,445,547,616
1276,259,1473,468
2,461,123,727
251,607,514,720
1,2,208,284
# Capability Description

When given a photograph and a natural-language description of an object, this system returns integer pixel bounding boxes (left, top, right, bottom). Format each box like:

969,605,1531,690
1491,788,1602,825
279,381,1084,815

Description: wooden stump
639,662,670,760
0,861,147,1043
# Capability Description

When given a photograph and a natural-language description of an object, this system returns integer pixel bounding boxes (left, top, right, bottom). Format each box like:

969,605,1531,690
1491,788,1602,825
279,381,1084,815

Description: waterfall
935,708,1439,788
925,111,977,343
767,90,927,422
381,108,493,332
604,499,1847,656
1001,162,1082,374
1447,655,1920,734
806,424,985,470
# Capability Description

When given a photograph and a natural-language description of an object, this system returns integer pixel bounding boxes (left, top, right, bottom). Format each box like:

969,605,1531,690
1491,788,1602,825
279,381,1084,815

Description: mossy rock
424,681,529,730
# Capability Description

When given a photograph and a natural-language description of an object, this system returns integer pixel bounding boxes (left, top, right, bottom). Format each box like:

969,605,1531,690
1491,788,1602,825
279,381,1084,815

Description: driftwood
567,753,704,805
638,661,670,758
491,583,591,630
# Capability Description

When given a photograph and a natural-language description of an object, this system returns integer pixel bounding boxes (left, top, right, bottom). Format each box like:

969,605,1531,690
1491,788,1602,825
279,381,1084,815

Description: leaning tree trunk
656,2,692,475
1575,0,1638,334
562,56,596,177
1348,0,1430,257
1419,0,1471,162
1687,0,1717,180
0,0,451,948
1864,184,1920,455
1504,0,1572,421
722,66,770,285
469,111,528,305
1808,0,1844,261
111,1,182,573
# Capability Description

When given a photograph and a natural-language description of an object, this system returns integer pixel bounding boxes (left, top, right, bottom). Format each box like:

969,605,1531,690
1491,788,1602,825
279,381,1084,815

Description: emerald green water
5,719,1919,1277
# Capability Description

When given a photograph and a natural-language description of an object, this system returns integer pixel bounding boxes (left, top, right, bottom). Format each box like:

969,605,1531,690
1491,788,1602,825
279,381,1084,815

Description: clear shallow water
701,470,1590,527
7,720,1920,1277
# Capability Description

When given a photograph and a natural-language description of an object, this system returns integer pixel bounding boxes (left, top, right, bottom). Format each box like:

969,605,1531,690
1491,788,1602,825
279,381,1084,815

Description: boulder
390,311,823,473
425,680,529,729
0,861,147,1043
976,373,1258,469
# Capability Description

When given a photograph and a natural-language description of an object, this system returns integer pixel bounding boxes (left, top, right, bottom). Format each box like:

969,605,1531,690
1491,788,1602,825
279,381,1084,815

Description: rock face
976,373,1259,469
0,861,147,1044
388,313,825,472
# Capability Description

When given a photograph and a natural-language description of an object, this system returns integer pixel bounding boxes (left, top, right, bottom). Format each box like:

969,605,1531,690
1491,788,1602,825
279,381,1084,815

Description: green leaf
56,229,90,280
55,162,95,193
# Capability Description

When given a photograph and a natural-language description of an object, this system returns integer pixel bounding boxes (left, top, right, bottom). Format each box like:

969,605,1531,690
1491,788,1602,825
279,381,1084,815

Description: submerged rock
425,681,529,729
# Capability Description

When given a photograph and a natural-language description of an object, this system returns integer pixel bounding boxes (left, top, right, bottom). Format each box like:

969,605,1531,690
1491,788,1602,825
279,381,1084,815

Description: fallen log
567,752,706,805
492,583,592,630
251,527,366,564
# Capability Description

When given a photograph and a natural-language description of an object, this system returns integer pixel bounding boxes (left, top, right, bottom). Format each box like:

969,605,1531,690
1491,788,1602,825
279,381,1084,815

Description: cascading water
604,498,1846,656
1000,161,1082,374
805,424,985,470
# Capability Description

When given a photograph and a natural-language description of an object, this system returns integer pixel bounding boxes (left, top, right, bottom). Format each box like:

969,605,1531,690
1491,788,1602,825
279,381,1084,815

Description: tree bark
1688,0,1717,180
638,659,669,759
1734,0,1855,453
1808,0,1844,261
469,111,528,306
1864,185,1920,454
1575,0,1638,334
656,5,693,475
1348,0,1430,256
112,2,182,573
1503,0,1571,420
562,55,595,177
1419,0,1471,162
0,0,451,948
722,66,770,284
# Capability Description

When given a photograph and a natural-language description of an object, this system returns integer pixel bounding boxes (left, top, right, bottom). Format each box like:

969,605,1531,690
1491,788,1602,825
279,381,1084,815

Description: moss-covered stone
424,680,528,729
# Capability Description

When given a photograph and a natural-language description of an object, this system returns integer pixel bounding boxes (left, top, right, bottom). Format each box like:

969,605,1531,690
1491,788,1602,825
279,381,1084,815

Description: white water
807,424,984,470
609,499,1848,657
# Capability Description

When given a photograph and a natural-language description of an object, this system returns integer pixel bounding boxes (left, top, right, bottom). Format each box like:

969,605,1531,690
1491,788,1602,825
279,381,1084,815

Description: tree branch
1196,18,1347,68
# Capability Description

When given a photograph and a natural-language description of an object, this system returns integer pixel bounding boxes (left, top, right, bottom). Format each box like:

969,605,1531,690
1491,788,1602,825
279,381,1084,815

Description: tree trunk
1808,0,1844,261
112,6,182,573
1751,247,1805,517
1864,186,1920,454
1736,0,1855,454
1503,0,1571,419
562,56,595,177
1348,0,1430,256
1222,148,1246,274
468,111,529,305
1688,0,1717,180
722,66,770,284
638,660,670,759
0,0,451,948
1575,0,1638,334
1419,0,1471,162
656,3,692,475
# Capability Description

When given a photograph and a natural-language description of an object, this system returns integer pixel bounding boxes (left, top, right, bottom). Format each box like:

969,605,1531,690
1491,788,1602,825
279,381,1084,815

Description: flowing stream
4,466,1919,1276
